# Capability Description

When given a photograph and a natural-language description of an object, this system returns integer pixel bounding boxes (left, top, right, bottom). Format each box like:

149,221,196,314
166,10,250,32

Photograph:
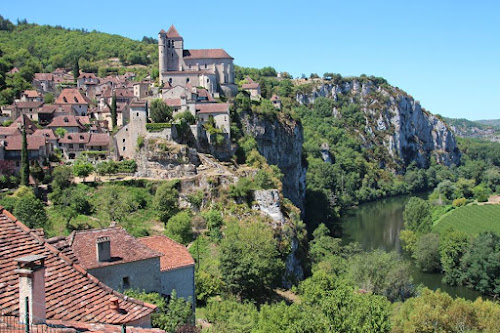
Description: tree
20,126,30,186
51,166,73,191
165,211,193,245
54,127,67,138
440,229,470,285
72,57,80,83
201,209,223,241
219,221,285,301
44,93,54,104
154,182,179,224
14,195,48,229
403,197,432,234
413,233,441,272
348,250,414,302
110,93,117,128
72,161,94,182
150,99,172,123
458,232,500,295
99,185,139,223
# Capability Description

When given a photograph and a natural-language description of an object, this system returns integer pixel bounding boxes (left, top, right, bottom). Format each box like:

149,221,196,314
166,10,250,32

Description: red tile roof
33,129,57,141
0,208,156,324
165,99,182,107
59,133,90,144
138,236,194,272
195,103,229,114
55,89,89,105
34,73,54,81
69,227,162,270
9,115,37,134
196,89,215,102
88,133,110,146
242,83,260,89
39,104,57,114
78,73,97,79
23,90,42,98
0,127,20,137
48,116,87,130
4,135,47,151
14,101,44,109
166,25,182,39
183,49,233,60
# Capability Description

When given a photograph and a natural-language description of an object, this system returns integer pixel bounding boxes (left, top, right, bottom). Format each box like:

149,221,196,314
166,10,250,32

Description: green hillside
0,15,157,104
433,204,500,235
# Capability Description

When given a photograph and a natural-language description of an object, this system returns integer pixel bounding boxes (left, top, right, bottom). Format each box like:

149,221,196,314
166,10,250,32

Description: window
122,277,130,289
186,78,190,83
167,40,170,48
136,113,139,117
122,147,125,151
69,144,73,149
205,64,207,69
122,139,125,143
79,144,84,149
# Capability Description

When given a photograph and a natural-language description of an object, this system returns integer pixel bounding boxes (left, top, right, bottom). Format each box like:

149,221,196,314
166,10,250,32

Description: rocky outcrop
252,189,285,226
241,113,306,213
135,138,200,179
296,80,461,168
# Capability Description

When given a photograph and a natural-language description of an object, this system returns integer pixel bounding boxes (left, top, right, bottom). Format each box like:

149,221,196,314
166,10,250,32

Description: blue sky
2,0,499,120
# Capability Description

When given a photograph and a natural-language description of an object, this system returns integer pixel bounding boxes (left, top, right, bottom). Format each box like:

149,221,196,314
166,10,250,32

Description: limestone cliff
241,113,307,212
296,79,461,168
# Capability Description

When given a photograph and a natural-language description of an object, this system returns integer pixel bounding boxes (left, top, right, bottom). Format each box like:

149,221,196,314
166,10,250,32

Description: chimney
96,236,111,262
14,254,47,324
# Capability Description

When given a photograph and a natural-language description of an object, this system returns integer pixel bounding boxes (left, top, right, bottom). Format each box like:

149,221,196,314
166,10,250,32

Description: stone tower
165,25,184,71
158,30,167,78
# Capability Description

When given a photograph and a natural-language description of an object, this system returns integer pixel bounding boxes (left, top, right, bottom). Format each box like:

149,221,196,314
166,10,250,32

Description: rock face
252,190,285,226
251,189,303,287
296,80,461,168
241,113,307,213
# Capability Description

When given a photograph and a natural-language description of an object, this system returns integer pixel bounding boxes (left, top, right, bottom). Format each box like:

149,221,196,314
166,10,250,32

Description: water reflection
340,193,487,301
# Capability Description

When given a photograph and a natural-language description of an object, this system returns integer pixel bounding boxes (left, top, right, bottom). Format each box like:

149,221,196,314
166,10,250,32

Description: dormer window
63,117,69,122
80,135,84,140
74,97,78,103
63,97,68,103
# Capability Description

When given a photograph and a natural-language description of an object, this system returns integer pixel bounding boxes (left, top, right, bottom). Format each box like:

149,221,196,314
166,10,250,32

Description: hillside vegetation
0,15,156,104
434,204,500,235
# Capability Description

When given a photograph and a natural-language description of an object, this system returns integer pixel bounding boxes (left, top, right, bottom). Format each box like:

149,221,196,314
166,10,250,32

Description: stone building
138,235,195,303
66,227,163,294
0,208,157,328
158,25,237,97
115,101,148,160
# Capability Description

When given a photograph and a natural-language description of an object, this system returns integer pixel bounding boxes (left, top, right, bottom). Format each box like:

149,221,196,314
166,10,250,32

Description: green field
433,204,500,235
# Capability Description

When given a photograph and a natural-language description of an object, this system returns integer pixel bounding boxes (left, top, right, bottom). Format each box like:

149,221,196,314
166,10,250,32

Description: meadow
433,204,500,235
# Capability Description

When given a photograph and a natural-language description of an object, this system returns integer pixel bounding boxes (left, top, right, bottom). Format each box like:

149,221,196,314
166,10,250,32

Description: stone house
196,103,230,139
0,208,157,328
55,89,90,116
21,90,44,102
58,132,110,160
133,82,152,99
271,94,282,110
66,227,163,294
115,102,147,160
32,73,55,92
47,115,87,133
2,134,50,170
138,235,195,303
77,72,100,88
158,25,237,97
242,77,261,101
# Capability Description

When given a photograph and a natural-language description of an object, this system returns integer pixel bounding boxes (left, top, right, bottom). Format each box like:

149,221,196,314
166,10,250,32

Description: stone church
158,25,238,97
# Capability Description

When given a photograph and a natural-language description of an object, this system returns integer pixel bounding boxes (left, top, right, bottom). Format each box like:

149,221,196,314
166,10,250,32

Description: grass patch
433,204,500,235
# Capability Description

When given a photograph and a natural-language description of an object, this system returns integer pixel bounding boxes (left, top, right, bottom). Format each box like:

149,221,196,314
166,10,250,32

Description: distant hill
476,119,500,128
444,117,500,142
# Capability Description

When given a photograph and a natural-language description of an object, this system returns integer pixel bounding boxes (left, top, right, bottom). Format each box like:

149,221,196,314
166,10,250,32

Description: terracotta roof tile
48,116,86,130
34,73,54,81
59,133,90,144
70,227,162,270
14,101,44,109
23,90,42,98
88,133,110,146
3,135,47,151
34,129,58,141
195,103,229,114
183,49,233,60
166,25,182,39
55,89,89,105
138,236,194,271
9,115,37,134
0,207,156,325
242,83,260,89
165,99,182,107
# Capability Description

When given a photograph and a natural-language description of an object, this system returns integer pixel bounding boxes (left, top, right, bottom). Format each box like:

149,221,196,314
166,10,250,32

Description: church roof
166,25,182,39
183,49,233,60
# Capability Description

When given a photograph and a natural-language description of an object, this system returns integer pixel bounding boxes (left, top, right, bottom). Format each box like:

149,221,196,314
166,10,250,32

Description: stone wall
160,265,195,302
88,257,161,293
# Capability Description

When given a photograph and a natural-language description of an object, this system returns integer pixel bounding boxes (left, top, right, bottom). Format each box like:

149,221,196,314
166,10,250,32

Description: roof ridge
0,207,157,319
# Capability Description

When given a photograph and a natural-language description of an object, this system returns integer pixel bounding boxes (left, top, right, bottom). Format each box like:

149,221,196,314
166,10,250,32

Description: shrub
452,197,467,207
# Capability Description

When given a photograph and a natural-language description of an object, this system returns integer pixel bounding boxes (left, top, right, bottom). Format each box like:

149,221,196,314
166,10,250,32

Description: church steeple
166,25,182,40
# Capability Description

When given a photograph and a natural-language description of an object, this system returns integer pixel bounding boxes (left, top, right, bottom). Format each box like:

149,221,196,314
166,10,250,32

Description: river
340,194,486,301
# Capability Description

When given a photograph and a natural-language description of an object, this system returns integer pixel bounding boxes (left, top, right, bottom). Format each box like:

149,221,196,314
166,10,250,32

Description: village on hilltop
0,25,281,176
